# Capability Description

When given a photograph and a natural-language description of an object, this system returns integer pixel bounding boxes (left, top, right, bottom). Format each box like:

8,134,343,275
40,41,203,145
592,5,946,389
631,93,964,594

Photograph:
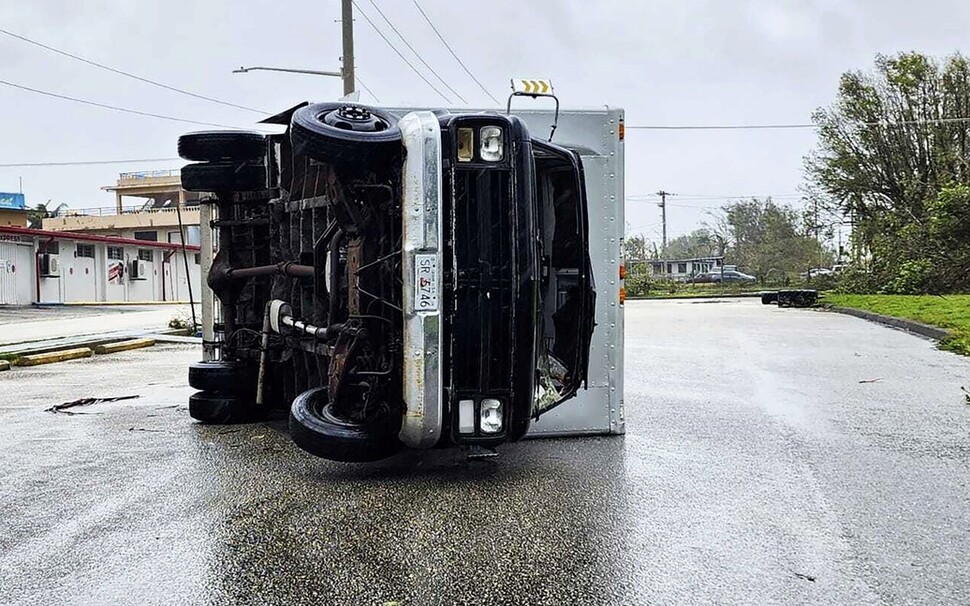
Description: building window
134,230,157,242
107,246,124,260
193,253,201,265
75,244,95,259
666,263,673,274
137,249,154,262
678,263,687,274
38,240,59,254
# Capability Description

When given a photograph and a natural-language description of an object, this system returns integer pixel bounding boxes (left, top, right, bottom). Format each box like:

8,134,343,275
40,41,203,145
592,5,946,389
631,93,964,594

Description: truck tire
178,131,266,162
289,387,401,462
188,360,256,394
181,161,266,192
189,391,267,424
290,103,401,167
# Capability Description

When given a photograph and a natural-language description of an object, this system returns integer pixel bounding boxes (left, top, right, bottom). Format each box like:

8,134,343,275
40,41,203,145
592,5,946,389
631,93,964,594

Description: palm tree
27,200,68,229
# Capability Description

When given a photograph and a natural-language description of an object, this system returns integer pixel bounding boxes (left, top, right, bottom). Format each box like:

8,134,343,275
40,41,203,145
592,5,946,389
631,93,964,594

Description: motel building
0,172,203,306
0,226,201,306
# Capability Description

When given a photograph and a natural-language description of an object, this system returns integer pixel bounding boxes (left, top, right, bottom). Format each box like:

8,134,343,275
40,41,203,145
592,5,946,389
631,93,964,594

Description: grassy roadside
823,294,970,356
632,284,766,299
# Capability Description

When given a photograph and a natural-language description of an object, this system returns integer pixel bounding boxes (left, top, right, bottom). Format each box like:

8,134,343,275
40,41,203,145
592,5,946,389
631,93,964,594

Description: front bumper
399,111,444,449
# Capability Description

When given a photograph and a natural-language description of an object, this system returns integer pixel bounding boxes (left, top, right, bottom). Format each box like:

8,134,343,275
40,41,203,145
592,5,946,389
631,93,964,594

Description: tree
805,52,970,292
710,198,831,282
27,201,67,229
662,228,721,259
622,232,652,262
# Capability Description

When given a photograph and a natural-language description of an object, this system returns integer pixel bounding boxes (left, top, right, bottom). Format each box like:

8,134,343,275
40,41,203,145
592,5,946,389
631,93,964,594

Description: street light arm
233,66,342,78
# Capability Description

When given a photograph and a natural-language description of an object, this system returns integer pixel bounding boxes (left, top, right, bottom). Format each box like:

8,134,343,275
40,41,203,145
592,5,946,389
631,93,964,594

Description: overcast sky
2,0,969,243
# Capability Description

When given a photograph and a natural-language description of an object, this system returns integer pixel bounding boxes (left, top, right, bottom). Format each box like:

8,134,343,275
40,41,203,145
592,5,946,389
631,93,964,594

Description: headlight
480,398,503,433
479,126,504,162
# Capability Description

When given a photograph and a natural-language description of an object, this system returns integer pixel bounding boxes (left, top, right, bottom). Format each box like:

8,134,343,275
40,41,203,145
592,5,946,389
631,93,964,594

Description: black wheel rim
321,105,390,133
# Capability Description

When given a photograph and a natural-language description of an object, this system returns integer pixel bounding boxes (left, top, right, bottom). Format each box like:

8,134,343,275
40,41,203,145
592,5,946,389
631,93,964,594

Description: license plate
414,254,439,312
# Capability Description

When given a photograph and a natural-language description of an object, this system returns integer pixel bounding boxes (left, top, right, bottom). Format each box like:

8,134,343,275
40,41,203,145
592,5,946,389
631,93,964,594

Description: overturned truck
181,100,624,462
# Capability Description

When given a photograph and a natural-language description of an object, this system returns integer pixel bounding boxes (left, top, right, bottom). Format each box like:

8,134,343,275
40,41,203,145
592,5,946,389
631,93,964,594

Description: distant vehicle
801,267,834,279
717,270,757,284
689,270,756,284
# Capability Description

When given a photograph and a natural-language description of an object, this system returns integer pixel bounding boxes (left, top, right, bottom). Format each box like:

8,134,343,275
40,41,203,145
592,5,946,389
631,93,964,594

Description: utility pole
341,0,356,96
656,190,670,255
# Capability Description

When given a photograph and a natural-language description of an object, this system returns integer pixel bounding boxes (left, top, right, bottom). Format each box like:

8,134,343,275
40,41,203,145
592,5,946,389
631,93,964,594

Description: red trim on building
0,225,201,252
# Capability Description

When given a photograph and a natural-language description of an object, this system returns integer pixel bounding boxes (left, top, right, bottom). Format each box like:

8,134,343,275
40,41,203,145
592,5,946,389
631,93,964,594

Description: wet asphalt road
1,299,969,605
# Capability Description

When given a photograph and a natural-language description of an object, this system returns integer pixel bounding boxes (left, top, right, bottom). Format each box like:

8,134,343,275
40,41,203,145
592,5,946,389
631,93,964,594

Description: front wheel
289,388,402,462
290,103,401,167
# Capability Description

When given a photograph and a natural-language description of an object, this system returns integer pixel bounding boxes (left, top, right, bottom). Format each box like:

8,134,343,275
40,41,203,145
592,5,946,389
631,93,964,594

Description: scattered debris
217,428,243,435
46,395,140,414
168,309,195,331
793,572,817,582
859,378,883,384
962,386,969,405
128,427,164,433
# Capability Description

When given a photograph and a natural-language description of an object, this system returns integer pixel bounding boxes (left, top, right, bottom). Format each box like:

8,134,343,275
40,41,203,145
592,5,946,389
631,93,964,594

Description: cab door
532,140,596,415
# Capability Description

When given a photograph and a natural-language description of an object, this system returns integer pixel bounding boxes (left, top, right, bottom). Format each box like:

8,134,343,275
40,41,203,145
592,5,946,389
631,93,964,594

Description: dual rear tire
177,130,272,193
187,360,266,424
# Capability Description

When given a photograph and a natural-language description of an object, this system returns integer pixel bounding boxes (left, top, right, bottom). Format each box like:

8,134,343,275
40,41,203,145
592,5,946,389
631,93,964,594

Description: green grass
823,294,970,356
631,283,767,299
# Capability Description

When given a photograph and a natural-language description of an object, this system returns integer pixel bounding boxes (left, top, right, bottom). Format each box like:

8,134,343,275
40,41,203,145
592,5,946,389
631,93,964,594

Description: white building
649,256,724,281
0,225,201,305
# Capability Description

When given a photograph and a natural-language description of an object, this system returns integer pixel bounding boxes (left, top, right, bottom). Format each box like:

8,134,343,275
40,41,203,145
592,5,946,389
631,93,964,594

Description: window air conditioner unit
129,259,149,280
39,254,60,277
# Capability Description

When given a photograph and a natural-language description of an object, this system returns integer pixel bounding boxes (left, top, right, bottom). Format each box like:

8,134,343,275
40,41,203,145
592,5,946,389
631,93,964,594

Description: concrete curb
630,292,765,301
34,301,197,307
828,306,952,341
15,347,94,367
94,338,156,355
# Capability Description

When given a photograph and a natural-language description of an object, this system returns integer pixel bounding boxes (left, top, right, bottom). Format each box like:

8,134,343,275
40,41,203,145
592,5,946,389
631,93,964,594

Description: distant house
649,255,723,281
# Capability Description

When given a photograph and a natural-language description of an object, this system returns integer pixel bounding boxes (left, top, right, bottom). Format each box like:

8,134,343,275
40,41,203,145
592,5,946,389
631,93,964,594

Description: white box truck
181,88,625,462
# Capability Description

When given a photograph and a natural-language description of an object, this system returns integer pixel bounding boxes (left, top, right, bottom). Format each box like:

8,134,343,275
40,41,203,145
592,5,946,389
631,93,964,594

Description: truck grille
451,168,515,395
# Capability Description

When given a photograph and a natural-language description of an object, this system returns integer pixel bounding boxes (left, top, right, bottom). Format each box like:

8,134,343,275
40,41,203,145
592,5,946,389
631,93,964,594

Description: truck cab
398,111,595,451
180,102,598,462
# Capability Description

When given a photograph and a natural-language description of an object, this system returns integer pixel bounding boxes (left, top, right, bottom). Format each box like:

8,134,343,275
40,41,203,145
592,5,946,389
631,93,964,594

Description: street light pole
234,1,356,94
232,66,342,78
341,0,355,96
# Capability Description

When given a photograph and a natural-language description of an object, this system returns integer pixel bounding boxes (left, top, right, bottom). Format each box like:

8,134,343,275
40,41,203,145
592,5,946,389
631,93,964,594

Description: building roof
651,255,724,263
0,225,201,252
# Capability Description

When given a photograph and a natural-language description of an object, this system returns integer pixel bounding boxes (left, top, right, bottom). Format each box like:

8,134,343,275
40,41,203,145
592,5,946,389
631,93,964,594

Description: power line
0,79,263,130
0,28,267,114
355,73,380,103
628,192,803,201
351,1,452,103
628,123,815,131
364,0,467,104
626,116,970,131
0,158,180,168
409,0,500,105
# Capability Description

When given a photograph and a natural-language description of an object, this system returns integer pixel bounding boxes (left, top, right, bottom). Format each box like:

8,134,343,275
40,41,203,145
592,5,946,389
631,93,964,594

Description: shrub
881,259,935,294
835,267,880,294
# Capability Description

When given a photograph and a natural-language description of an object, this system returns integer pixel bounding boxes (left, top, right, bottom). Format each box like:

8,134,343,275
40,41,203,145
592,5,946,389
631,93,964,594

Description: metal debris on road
45,394,140,414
